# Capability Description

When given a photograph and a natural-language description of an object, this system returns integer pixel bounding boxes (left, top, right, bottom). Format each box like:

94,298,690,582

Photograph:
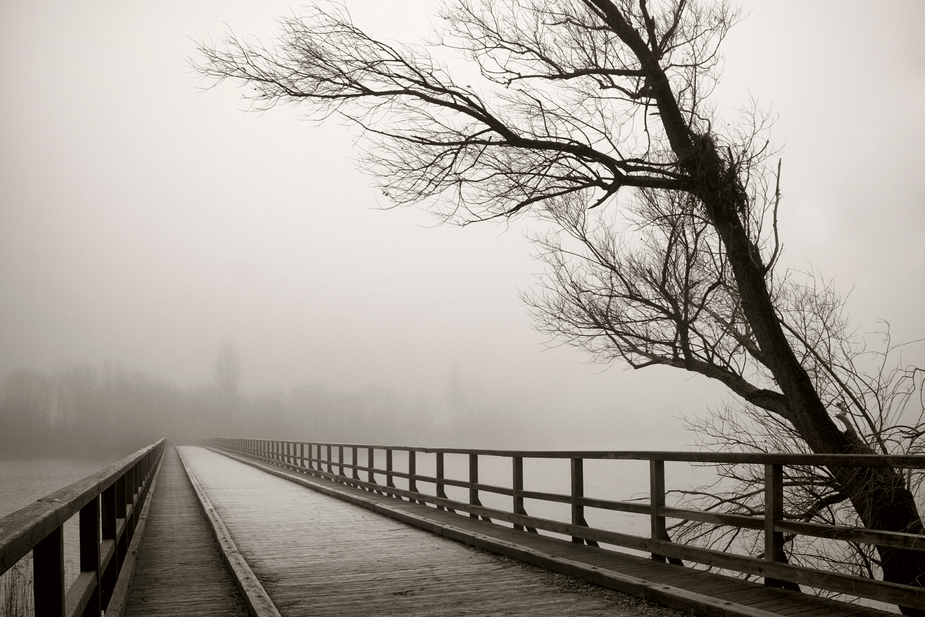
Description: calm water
0,458,117,519
0,456,118,608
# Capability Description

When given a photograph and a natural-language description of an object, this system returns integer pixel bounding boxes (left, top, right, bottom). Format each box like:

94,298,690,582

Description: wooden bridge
2,439,924,616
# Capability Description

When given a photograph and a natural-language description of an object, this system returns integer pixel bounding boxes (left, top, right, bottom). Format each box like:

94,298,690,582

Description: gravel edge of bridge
202,446,782,617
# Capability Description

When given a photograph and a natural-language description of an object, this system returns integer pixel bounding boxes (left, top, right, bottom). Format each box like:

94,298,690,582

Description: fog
1,1,923,453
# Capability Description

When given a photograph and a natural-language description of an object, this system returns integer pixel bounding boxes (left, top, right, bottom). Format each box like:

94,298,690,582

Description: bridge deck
125,446,897,617
163,446,681,616
124,446,248,616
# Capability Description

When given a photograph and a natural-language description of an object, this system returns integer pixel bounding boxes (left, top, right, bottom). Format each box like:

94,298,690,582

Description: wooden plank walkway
120,445,901,616
196,446,900,617
123,446,249,617
176,446,690,616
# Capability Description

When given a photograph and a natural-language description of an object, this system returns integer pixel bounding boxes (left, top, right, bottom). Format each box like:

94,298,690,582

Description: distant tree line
0,362,528,459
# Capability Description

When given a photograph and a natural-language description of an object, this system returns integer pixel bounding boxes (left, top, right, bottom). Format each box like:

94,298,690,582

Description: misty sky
1,1,923,448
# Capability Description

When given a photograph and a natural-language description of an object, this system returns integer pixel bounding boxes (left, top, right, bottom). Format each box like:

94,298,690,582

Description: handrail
205,437,925,612
0,439,166,617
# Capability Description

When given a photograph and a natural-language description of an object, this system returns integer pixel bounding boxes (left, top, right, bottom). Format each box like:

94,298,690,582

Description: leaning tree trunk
684,94,925,617
588,3,925,611
684,84,925,617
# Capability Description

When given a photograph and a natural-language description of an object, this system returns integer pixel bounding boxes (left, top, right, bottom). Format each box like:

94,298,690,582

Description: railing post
299,443,305,468
129,463,139,532
408,450,418,501
80,496,101,617
34,526,65,617
352,446,360,481
115,473,127,564
469,453,479,519
126,466,137,547
368,447,376,488
386,449,396,493
650,459,667,562
765,463,786,587
513,456,523,530
570,457,598,546
436,452,447,510
101,483,117,608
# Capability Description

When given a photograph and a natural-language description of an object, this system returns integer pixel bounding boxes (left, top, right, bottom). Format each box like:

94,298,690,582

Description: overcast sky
1,1,923,448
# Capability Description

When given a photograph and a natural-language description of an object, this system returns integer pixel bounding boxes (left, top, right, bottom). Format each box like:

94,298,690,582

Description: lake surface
0,456,119,602
0,457,118,519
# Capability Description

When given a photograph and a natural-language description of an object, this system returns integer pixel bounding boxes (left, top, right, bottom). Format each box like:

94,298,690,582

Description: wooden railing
0,439,165,617
205,437,925,612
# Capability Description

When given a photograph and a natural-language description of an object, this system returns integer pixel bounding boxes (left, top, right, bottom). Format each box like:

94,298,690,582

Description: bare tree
215,339,241,413
195,1,924,608
669,321,924,593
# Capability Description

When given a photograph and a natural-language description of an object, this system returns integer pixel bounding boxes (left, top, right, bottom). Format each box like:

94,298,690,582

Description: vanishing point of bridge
2,439,924,616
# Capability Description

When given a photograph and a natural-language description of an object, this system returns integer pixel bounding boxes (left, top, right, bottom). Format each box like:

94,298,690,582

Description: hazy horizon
2,0,923,450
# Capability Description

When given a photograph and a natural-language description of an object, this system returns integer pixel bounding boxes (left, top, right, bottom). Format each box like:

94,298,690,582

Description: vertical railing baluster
650,459,667,562
764,463,786,587
436,452,446,510
80,496,101,617
469,453,479,519
299,443,305,468
571,458,586,544
386,449,396,495
352,446,360,482
128,465,138,544
101,483,117,608
408,450,418,502
368,447,376,489
513,456,525,531
115,473,127,565
33,527,65,617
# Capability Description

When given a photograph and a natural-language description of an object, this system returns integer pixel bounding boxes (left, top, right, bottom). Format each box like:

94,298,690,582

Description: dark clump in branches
195,1,925,612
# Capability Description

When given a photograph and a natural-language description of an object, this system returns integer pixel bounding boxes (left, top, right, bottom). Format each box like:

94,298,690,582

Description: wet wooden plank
123,446,248,617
